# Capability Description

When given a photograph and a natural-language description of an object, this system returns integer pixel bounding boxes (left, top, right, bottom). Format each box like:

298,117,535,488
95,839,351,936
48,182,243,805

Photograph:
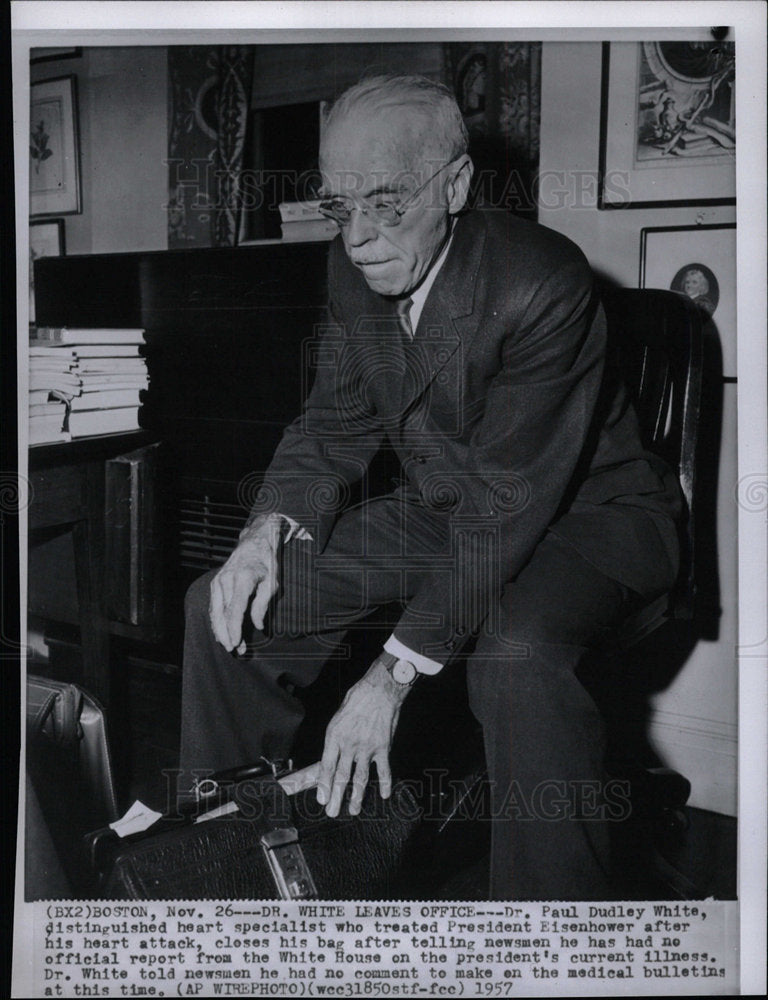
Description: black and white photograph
598,40,737,208
7,2,766,997
29,74,81,216
641,223,737,374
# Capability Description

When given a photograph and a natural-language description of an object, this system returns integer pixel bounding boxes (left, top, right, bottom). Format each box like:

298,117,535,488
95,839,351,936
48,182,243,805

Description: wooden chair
600,285,706,642
593,285,710,899
404,285,711,899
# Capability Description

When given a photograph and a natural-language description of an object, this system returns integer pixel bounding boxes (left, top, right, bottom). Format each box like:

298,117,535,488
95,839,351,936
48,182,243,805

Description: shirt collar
408,224,456,331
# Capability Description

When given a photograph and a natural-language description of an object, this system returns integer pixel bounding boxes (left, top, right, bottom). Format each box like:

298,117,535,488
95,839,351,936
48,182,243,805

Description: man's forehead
326,100,422,143
318,147,426,198
319,104,433,192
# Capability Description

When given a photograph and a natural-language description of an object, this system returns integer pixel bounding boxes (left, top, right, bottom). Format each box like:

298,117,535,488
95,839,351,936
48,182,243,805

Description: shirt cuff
280,514,313,542
384,635,444,676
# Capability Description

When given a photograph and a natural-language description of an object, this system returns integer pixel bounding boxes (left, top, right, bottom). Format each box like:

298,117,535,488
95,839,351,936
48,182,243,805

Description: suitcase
86,761,424,900
26,674,120,897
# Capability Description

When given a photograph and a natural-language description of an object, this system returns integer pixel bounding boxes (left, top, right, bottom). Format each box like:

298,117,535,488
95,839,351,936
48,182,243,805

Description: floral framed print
599,42,736,209
640,223,737,376
29,75,82,216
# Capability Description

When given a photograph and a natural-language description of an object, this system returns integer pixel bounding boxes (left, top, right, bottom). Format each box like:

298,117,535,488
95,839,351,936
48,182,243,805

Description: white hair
322,74,469,168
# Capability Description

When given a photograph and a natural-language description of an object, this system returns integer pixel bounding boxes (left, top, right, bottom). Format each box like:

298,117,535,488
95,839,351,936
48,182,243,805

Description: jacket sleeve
245,249,386,550
392,258,607,665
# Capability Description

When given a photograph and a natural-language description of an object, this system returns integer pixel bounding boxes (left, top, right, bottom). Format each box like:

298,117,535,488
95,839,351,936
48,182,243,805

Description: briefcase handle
196,758,320,802
27,675,84,747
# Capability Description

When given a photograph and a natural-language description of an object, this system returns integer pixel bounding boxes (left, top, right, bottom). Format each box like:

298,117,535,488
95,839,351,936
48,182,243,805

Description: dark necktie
395,297,414,340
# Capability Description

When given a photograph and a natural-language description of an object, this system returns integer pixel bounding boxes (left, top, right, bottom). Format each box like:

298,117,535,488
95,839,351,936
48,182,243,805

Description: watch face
392,659,417,684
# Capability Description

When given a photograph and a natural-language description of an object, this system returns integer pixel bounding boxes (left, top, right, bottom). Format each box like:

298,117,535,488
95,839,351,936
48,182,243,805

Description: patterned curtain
167,46,254,248
444,42,542,218
214,47,255,246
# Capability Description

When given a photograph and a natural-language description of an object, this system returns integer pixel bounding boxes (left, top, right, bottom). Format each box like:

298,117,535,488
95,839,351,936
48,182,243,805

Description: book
29,360,78,372
29,425,72,446
29,412,66,429
29,409,70,445
104,443,161,626
79,377,149,391
70,388,144,411
701,115,735,141
33,327,146,345
27,389,72,406
278,200,325,223
69,406,141,438
29,402,69,417
73,345,146,357
79,370,148,381
77,359,148,373
29,345,78,358
28,389,54,405
281,218,339,242
677,134,714,151
29,372,82,393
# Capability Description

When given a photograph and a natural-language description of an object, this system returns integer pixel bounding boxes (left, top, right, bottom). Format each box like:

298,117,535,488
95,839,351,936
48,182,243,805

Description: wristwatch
379,651,418,686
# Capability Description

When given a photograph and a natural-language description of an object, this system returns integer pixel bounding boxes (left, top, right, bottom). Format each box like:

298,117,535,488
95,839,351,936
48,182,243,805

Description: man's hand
209,513,283,654
317,655,413,817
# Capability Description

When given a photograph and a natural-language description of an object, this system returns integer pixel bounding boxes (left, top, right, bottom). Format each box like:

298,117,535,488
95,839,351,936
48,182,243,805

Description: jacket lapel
333,212,487,420
399,212,487,413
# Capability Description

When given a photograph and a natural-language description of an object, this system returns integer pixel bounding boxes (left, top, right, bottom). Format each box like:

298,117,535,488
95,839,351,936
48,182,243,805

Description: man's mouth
355,259,392,267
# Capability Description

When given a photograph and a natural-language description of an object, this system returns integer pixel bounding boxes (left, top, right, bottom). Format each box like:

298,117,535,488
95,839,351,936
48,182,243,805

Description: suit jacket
254,210,681,664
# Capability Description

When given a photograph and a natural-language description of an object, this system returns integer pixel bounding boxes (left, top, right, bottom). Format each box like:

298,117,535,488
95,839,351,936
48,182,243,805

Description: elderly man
180,75,681,900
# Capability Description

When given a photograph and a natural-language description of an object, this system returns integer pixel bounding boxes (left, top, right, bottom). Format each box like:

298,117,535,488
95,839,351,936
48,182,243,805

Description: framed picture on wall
30,75,82,216
30,218,65,259
640,223,737,376
30,47,82,63
599,41,736,209
29,219,65,324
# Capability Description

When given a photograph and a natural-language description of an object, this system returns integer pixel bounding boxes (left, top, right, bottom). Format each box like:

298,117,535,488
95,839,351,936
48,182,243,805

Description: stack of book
28,345,80,444
278,200,338,242
29,327,148,442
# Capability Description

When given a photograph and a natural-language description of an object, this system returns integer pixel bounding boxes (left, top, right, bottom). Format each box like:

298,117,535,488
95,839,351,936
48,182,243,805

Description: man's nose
344,206,379,246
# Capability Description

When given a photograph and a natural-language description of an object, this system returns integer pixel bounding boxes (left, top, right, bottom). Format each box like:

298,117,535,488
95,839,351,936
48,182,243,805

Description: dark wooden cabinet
28,431,158,702
32,240,331,671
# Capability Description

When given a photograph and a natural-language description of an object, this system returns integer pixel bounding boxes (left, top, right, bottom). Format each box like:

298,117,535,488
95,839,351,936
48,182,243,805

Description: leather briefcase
26,674,120,897
26,674,119,824
88,763,423,900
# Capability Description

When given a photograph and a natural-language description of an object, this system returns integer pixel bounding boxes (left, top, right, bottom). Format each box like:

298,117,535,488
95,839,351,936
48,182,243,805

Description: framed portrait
29,219,65,324
29,75,82,216
30,47,82,63
640,223,737,376
599,42,736,209
29,217,65,259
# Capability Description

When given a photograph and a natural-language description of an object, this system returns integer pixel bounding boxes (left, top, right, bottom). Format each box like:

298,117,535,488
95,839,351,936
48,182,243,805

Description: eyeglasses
317,160,457,228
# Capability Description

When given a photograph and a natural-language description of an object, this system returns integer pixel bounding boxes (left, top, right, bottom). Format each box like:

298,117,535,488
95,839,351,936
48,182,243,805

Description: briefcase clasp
260,827,318,900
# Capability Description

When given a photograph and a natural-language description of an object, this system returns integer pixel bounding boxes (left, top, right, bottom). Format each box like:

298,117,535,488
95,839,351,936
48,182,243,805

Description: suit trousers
180,492,658,900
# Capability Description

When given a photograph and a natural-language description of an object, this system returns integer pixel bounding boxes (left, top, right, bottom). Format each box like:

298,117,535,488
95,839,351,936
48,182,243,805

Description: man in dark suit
181,75,681,900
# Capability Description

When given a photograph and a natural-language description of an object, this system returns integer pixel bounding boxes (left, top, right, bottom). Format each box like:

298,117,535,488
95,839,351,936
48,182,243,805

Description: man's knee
464,620,589,728
184,568,218,620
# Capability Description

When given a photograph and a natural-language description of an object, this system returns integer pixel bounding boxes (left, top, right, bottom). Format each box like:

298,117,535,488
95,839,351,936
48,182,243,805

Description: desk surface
28,430,155,468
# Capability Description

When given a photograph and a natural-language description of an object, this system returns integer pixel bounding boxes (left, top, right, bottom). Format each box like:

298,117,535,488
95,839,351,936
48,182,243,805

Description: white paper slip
194,801,240,824
109,799,163,838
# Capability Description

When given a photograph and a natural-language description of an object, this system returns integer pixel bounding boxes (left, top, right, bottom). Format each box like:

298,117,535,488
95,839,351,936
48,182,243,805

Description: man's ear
447,155,474,215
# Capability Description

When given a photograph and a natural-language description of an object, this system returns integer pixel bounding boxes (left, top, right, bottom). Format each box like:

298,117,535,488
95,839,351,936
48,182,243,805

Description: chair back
600,287,707,620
